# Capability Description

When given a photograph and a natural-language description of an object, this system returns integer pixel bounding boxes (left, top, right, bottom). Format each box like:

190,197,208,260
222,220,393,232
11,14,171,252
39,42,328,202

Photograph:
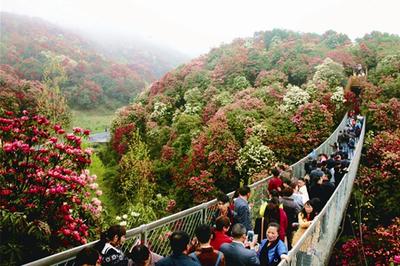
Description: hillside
0,12,187,109
101,29,356,211
101,28,400,210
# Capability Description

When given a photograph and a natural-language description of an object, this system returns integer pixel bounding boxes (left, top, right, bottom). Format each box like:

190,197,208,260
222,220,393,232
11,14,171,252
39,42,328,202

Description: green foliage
183,70,211,91
147,126,172,158
212,91,234,107
171,113,202,158
118,131,154,201
0,210,51,266
322,30,351,49
373,54,400,99
231,75,251,92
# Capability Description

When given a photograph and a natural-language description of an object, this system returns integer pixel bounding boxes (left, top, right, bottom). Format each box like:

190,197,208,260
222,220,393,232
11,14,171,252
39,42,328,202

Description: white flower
131,212,140,217
116,216,121,221
331,86,345,105
281,85,310,112
236,136,276,177
156,193,162,199
119,221,127,226
122,214,128,219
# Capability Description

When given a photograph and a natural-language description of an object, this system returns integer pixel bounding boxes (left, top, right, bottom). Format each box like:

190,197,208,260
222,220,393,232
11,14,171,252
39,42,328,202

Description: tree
0,64,70,128
281,85,310,112
322,30,351,49
40,56,71,126
374,54,400,100
236,136,276,184
312,58,346,89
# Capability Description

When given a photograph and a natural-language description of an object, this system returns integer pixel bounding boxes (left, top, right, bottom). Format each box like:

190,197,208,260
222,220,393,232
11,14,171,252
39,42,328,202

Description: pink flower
73,127,82,133
89,183,98,190
394,255,400,264
66,134,75,141
0,189,12,196
91,197,101,206
96,190,103,196
54,124,62,132
62,228,71,236
3,143,13,152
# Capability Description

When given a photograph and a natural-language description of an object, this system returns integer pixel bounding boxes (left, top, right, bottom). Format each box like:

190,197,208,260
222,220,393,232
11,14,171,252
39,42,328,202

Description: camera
247,230,254,242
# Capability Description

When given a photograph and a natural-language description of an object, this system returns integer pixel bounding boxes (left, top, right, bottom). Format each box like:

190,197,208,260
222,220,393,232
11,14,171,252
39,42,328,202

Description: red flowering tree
187,171,216,204
291,101,334,150
368,98,400,132
336,218,400,266
0,110,102,264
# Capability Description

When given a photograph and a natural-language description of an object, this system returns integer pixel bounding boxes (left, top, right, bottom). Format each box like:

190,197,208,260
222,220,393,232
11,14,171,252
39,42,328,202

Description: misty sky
1,0,400,56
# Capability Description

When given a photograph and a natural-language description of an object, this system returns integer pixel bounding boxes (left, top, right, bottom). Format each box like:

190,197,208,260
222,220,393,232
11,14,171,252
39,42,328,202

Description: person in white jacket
297,178,309,204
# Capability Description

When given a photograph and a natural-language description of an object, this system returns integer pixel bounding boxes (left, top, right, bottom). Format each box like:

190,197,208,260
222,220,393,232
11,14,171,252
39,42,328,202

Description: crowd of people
73,114,363,266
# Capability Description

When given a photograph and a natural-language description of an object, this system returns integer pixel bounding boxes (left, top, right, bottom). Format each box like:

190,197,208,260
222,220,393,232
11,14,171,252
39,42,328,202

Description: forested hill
104,29,400,211
0,12,188,109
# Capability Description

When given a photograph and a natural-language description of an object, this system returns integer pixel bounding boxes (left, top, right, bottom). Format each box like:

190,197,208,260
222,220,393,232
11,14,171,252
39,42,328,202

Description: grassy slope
75,108,118,219
88,149,117,218
70,109,115,133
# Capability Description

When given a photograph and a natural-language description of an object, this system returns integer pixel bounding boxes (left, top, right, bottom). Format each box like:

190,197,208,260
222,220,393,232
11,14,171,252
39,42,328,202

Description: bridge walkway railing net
278,116,366,266
24,113,354,266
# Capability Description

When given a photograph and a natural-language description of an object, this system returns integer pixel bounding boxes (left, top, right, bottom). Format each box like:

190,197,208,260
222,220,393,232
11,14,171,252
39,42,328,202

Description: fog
1,0,400,56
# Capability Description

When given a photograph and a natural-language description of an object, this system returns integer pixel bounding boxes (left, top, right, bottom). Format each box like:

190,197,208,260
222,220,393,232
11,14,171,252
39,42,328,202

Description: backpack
189,251,222,266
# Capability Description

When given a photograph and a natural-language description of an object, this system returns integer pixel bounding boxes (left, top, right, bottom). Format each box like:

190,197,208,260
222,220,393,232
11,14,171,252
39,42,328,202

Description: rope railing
24,113,352,266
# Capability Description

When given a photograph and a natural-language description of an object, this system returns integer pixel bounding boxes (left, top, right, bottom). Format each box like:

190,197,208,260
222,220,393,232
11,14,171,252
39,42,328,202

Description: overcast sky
1,0,400,56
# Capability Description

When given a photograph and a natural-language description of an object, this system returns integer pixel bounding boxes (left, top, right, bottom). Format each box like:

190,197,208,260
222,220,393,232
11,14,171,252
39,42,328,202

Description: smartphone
247,230,254,242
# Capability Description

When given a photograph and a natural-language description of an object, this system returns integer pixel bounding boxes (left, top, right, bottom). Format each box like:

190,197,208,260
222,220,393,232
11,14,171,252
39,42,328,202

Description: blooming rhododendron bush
0,81,102,264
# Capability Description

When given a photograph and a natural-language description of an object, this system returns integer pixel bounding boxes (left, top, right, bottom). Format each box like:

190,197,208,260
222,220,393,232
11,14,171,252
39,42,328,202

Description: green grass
88,149,117,218
70,109,116,133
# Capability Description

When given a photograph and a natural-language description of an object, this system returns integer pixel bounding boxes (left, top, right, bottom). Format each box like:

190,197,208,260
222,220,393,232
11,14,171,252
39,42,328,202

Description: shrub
0,110,101,264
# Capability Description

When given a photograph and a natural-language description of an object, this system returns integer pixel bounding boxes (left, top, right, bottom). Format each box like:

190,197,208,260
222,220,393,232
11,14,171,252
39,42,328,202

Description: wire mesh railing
24,113,352,266
278,116,366,266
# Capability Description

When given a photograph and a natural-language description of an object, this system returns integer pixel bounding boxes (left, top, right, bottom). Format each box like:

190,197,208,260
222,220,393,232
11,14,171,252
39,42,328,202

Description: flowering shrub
115,211,141,228
330,86,345,106
366,129,400,175
231,75,250,91
150,102,169,122
236,136,276,183
368,98,400,132
187,170,216,204
312,57,346,89
111,123,136,155
281,84,310,112
337,218,400,266
255,69,288,87
0,110,101,264
291,101,334,148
